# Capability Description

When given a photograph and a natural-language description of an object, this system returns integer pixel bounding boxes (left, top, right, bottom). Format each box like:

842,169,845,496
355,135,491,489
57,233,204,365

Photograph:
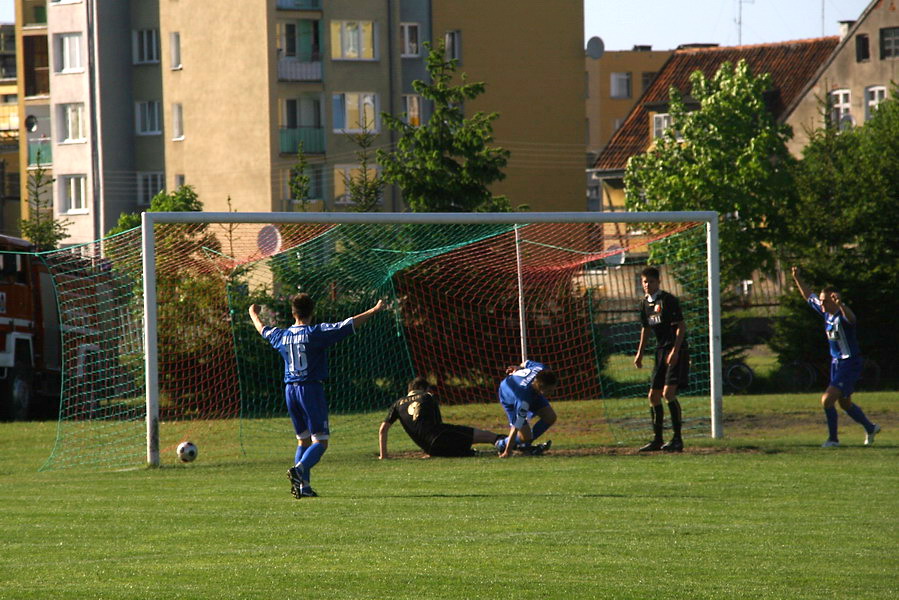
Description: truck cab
0,234,61,420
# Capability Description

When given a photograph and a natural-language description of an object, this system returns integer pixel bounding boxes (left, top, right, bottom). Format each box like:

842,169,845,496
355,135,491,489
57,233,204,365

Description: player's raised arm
832,291,857,324
248,304,266,334
352,299,386,329
791,266,812,300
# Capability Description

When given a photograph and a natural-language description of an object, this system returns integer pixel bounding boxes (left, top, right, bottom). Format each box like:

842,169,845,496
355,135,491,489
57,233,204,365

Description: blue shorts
285,381,330,440
499,389,551,429
829,356,862,397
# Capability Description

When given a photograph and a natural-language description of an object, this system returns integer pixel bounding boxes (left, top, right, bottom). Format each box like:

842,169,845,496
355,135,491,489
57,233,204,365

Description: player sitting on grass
496,360,557,458
249,294,384,499
790,266,880,447
379,378,505,459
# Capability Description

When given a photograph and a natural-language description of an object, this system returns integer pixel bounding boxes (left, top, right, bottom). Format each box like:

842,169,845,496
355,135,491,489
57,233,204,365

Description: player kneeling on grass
379,378,505,459
496,360,557,458
790,267,880,447
249,294,385,499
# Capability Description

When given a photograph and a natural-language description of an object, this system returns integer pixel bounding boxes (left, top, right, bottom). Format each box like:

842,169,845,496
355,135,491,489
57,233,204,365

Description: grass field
1,392,896,599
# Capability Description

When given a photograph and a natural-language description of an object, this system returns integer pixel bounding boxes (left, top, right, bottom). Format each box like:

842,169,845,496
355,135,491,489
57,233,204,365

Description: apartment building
0,23,19,235
15,0,585,245
585,44,671,160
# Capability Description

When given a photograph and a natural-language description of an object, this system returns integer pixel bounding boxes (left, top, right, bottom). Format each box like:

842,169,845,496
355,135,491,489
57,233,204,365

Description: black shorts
425,424,476,457
650,345,690,391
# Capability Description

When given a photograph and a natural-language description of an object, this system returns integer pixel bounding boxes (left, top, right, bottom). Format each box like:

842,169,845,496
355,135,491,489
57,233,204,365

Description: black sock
651,404,664,440
668,399,682,439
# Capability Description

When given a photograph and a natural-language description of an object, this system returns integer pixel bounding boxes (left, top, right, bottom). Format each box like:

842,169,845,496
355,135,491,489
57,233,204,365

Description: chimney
839,20,856,41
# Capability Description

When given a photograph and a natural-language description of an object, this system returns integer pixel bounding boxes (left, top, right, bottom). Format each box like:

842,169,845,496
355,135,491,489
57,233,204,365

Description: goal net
38,212,721,470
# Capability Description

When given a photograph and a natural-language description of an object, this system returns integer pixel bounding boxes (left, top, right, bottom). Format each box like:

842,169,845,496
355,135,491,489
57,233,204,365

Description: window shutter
332,94,345,130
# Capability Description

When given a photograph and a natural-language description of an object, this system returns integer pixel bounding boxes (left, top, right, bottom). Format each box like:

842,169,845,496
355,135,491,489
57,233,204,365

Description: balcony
280,127,324,154
278,56,322,81
23,0,47,26
28,139,52,166
276,0,321,10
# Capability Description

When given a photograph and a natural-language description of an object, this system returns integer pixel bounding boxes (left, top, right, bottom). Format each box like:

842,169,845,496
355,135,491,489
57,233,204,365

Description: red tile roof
593,37,840,172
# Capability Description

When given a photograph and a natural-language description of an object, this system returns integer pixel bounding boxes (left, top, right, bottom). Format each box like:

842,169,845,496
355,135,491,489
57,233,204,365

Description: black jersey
384,391,443,450
639,290,687,349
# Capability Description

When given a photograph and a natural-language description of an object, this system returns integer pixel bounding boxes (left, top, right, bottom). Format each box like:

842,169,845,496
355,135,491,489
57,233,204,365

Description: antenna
736,0,754,45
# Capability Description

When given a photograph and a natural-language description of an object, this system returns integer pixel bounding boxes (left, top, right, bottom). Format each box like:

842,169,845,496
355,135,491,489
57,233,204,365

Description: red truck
0,234,62,420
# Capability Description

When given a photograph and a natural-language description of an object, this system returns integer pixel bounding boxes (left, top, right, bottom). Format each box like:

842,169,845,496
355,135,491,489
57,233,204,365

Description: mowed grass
1,393,897,600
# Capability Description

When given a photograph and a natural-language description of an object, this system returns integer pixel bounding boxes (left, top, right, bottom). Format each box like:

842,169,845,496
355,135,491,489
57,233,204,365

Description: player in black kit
634,267,689,452
379,378,504,458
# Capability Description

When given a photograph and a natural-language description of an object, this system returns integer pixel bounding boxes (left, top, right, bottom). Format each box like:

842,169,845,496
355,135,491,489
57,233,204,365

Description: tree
770,89,899,382
20,151,71,250
288,141,313,212
342,124,385,212
624,60,797,285
377,41,511,212
107,184,204,236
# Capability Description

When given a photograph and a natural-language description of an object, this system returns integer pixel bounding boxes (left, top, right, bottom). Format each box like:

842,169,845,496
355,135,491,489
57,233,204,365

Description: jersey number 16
288,343,308,374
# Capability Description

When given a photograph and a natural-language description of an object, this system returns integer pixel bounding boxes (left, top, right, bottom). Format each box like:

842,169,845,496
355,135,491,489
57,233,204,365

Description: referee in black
379,378,503,458
634,267,688,452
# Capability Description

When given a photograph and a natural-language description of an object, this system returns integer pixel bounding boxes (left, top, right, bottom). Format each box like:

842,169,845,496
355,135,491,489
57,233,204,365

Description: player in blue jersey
791,267,880,447
495,360,557,458
249,293,385,498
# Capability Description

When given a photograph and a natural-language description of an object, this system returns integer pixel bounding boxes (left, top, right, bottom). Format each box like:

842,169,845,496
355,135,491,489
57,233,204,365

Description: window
856,34,870,62
641,72,656,92
400,23,419,57
284,23,297,57
653,113,672,139
402,94,421,126
332,92,378,132
284,166,323,205
444,30,461,62
59,103,85,142
170,32,181,69
172,103,183,139
865,86,887,119
880,27,899,59
610,72,631,99
56,33,82,72
333,164,380,206
137,172,164,206
136,101,162,135
174,174,186,188
284,96,321,129
613,117,626,132
133,29,159,64
830,89,851,128
61,175,87,213
330,21,376,60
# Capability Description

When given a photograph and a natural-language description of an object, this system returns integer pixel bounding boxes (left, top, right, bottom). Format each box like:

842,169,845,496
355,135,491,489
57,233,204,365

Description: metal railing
276,0,321,10
28,139,52,166
279,127,325,154
277,57,322,81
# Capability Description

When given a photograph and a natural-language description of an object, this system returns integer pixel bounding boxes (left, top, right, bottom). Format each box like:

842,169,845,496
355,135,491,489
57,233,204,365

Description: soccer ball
176,441,198,463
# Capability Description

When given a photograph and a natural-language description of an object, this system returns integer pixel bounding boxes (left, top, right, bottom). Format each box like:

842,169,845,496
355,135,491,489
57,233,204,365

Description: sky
0,0,874,49
584,0,874,51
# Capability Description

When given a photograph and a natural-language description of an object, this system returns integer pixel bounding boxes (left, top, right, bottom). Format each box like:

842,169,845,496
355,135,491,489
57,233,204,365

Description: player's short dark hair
291,293,315,319
821,285,839,296
641,267,660,280
407,377,431,393
535,370,557,388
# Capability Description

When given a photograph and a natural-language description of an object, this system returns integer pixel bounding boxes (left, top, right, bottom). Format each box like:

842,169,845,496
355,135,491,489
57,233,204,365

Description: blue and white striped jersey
807,295,861,360
262,318,355,383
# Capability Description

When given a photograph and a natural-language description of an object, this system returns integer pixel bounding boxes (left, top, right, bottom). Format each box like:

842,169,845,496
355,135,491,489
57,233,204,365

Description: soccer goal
38,211,721,470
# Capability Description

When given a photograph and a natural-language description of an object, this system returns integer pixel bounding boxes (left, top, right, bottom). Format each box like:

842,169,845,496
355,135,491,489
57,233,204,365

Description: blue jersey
498,360,550,428
807,295,861,360
262,318,355,383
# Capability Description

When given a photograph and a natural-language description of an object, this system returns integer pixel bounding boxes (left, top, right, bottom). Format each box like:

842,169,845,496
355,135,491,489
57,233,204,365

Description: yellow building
432,0,585,212
585,44,671,160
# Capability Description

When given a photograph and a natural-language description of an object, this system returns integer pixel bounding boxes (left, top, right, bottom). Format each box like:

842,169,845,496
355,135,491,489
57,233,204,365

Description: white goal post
141,211,723,466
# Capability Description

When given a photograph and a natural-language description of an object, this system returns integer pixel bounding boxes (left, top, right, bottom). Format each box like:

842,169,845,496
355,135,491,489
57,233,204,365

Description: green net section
39,220,711,470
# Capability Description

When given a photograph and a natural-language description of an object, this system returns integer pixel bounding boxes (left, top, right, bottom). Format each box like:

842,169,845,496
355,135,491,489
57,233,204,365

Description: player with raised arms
249,293,385,498
495,360,557,457
790,266,880,447
379,377,505,459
